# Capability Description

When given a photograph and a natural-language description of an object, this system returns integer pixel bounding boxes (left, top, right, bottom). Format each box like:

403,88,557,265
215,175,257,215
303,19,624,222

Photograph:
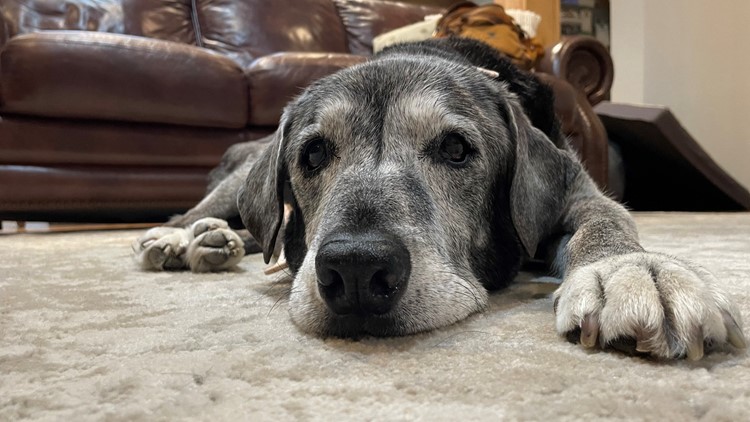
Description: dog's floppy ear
237,115,290,264
504,99,571,258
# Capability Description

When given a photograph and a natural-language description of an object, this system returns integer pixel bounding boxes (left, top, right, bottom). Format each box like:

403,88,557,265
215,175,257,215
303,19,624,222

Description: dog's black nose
315,233,410,316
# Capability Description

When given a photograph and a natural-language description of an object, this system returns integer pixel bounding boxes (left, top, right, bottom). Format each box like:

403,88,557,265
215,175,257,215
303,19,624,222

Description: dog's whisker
432,269,485,310
268,291,292,315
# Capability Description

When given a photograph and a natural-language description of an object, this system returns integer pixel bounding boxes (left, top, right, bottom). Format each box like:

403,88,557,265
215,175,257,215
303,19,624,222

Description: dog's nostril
318,269,353,314
320,269,342,288
370,269,398,297
323,271,346,300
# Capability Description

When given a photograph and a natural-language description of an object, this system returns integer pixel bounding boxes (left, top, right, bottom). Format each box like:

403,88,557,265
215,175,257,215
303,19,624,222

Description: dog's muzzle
315,232,410,316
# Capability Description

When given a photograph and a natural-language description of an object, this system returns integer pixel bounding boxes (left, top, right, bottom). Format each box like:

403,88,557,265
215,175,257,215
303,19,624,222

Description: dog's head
238,51,569,337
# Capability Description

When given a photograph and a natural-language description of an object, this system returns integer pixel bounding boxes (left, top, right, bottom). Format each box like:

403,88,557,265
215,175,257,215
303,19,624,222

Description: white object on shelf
506,9,542,38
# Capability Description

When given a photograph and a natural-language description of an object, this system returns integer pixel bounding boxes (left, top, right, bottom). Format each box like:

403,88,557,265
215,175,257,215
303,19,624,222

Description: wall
610,0,750,190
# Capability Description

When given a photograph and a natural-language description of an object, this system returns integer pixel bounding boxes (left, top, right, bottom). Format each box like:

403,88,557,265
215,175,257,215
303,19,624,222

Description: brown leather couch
0,0,613,222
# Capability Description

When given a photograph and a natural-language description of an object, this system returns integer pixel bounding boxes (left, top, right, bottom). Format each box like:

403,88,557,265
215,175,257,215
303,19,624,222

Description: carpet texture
1,213,749,421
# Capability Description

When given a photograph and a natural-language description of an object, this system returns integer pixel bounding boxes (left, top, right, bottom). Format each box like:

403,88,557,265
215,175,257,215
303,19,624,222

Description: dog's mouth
320,312,413,338
290,268,489,338
288,228,490,338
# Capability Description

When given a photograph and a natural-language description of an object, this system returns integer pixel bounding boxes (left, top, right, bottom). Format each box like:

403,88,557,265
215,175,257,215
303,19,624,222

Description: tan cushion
245,52,368,126
333,0,442,55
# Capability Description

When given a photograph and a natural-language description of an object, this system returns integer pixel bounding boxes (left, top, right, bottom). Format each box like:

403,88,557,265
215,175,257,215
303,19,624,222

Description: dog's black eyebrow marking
281,116,295,138
365,76,391,164
497,100,512,129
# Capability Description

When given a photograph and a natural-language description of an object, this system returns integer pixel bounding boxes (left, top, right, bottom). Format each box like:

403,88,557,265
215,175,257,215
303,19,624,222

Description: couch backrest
0,0,124,49
1,0,441,66
123,0,351,67
122,0,440,66
333,0,441,55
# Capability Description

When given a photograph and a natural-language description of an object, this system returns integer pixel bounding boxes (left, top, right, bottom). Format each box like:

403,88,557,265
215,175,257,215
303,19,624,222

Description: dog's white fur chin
289,240,488,337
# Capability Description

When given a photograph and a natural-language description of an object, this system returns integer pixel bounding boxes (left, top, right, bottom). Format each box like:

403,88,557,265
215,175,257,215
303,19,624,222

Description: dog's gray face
239,56,553,337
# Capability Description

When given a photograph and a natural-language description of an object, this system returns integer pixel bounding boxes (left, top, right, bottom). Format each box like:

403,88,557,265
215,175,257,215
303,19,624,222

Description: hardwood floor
1,221,158,234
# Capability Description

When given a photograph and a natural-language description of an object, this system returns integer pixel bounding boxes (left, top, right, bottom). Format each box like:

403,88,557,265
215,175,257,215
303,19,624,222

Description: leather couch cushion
0,164,207,218
123,0,198,45
124,0,350,67
246,52,368,126
194,0,349,67
0,31,248,128
0,115,274,167
333,0,442,55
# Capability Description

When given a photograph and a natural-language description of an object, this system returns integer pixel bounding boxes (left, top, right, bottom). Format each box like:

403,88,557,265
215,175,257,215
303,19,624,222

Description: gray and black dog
133,38,746,359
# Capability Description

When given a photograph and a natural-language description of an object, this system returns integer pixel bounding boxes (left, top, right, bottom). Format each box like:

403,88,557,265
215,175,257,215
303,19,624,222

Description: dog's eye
303,138,329,171
438,133,470,165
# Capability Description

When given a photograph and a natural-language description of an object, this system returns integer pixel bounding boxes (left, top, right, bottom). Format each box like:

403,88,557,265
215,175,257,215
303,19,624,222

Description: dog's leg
551,171,746,359
132,170,246,272
133,157,262,272
503,99,744,359
166,160,253,228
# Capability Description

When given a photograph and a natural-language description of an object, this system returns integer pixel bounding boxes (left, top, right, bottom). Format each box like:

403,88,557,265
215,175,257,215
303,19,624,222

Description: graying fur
133,41,745,359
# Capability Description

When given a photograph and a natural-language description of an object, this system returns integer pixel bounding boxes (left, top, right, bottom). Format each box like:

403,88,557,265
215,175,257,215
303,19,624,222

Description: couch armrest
537,36,613,107
537,72,609,190
1,31,248,128
246,52,368,126
0,11,8,51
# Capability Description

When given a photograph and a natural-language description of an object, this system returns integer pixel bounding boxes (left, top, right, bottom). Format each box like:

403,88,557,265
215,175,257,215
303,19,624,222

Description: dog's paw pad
554,252,746,360
187,228,245,272
190,217,230,237
133,227,191,271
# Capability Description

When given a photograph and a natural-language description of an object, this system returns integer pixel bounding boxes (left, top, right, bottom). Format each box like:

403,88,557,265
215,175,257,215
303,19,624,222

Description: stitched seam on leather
191,0,204,48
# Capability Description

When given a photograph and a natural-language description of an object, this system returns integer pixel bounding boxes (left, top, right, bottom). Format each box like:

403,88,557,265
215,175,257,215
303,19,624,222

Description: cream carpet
1,213,749,421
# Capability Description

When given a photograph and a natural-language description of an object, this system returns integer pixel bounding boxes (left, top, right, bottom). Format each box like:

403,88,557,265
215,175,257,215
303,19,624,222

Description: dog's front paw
554,252,746,360
132,227,191,271
190,217,230,237
186,219,245,272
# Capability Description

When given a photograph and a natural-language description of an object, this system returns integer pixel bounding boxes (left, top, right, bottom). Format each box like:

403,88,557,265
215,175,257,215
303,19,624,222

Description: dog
133,38,745,359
